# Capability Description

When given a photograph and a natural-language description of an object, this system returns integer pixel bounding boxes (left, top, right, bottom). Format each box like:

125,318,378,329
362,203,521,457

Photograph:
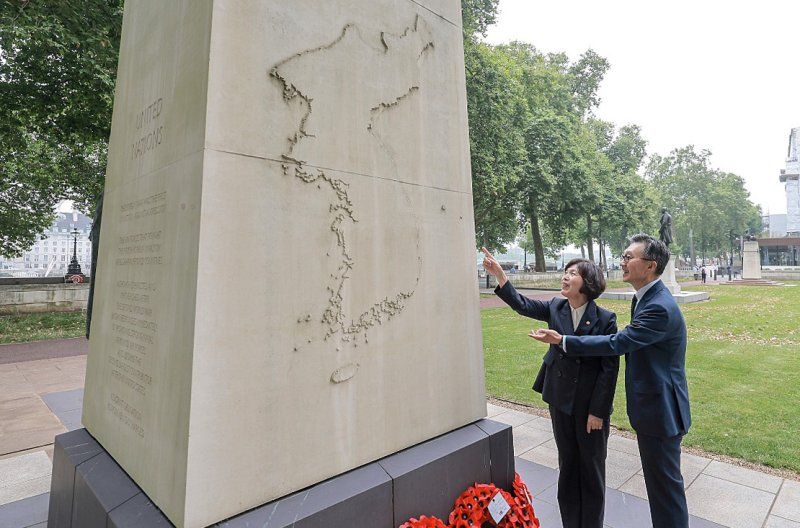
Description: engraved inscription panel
104,192,166,441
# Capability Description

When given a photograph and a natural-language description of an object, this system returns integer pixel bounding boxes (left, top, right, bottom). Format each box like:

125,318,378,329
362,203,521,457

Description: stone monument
52,2,492,527
742,239,762,279
659,208,681,294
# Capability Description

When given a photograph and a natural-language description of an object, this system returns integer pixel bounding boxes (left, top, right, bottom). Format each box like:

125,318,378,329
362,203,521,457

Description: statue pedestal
742,241,762,279
662,255,681,294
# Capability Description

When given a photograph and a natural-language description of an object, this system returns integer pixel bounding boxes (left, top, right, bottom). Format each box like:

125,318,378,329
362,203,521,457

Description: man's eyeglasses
620,254,655,263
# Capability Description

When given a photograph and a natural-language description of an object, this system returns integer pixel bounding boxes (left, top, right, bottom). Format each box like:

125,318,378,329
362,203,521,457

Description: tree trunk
598,218,605,269
526,209,547,272
599,238,605,269
586,214,595,262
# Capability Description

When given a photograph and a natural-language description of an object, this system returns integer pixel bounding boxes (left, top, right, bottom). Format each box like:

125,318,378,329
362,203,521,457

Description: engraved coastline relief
270,16,433,376
105,193,166,438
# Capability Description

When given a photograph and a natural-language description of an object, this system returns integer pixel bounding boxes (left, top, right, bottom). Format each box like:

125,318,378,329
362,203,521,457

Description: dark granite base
48,419,514,527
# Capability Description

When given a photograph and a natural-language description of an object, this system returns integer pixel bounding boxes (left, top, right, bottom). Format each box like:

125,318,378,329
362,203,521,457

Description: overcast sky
485,0,796,215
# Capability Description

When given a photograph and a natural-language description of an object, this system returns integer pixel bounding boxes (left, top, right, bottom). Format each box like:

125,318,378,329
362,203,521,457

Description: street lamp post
66,229,84,279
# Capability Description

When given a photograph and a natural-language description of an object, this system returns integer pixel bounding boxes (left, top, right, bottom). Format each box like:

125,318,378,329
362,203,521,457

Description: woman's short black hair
564,258,606,300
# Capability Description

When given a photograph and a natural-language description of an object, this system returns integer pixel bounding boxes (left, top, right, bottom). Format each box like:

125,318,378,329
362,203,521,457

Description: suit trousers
550,405,609,528
637,432,689,528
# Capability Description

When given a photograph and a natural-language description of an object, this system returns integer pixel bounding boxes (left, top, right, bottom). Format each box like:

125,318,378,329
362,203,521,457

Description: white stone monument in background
661,255,681,294
780,127,800,236
742,240,762,279
80,1,485,526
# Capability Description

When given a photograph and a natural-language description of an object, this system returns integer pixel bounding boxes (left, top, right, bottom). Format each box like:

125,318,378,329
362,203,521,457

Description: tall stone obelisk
78,1,485,527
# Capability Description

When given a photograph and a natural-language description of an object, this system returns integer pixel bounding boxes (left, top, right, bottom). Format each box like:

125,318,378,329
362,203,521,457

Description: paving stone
772,479,800,522
511,424,551,456
685,474,774,528
57,409,83,431
491,409,538,428
528,498,561,527
521,415,553,433
0,399,66,455
0,476,50,506
486,403,505,417
703,460,783,493
688,515,727,527
40,389,84,415
41,389,84,431
601,488,653,528
766,516,800,527
604,447,641,489
0,451,51,489
607,434,640,456
514,458,558,497
0,492,49,528
617,473,648,500
681,451,712,488
519,443,559,469
535,477,558,504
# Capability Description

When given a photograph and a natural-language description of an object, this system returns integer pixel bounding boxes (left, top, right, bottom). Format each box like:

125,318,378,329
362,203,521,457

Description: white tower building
780,127,800,235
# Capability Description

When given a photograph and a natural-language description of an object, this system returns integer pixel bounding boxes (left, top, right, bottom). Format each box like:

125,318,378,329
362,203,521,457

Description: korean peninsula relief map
270,15,434,359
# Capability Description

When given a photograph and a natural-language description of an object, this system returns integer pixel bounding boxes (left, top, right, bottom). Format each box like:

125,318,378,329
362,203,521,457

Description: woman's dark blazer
495,281,619,418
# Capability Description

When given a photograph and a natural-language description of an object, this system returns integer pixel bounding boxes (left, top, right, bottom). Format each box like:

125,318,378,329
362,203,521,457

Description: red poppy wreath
399,472,540,528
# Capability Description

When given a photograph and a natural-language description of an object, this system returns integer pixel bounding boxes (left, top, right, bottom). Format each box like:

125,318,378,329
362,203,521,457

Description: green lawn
482,283,800,473
0,311,86,344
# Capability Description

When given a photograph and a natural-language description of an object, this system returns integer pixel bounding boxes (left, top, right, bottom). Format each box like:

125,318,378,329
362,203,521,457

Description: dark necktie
630,296,638,319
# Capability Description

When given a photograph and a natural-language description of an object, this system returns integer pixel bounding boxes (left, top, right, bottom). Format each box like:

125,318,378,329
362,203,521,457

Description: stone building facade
0,209,93,277
780,127,800,235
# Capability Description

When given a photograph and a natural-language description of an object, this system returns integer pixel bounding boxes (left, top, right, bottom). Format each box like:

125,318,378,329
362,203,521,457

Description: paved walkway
1,333,798,527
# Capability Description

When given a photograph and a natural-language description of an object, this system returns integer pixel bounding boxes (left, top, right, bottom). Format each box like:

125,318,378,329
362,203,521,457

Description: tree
465,41,528,251
645,146,761,264
461,0,499,38
0,0,123,257
588,121,653,257
506,46,611,270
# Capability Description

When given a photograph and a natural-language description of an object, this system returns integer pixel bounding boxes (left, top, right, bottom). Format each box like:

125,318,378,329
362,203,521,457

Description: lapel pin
585,321,590,325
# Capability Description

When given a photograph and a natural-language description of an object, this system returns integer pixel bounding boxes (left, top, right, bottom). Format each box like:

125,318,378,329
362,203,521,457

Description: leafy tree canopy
0,0,123,257
645,146,762,261
461,0,499,38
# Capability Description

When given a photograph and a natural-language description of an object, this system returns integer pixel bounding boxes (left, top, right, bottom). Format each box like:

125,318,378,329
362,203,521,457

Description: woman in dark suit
482,249,619,528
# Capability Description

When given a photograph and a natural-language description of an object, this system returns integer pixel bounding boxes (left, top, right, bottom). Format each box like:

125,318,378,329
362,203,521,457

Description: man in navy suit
532,234,691,528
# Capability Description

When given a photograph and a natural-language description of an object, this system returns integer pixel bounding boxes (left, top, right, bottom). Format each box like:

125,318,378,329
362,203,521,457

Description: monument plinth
55,2,488,527
661,255,681,294
742,240,762,279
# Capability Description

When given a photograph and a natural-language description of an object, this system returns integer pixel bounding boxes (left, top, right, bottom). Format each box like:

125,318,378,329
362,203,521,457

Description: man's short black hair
564,258,607,300
629,233,670,275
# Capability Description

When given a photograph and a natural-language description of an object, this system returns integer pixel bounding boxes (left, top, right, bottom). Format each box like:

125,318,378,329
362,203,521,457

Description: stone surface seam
406,0,458,28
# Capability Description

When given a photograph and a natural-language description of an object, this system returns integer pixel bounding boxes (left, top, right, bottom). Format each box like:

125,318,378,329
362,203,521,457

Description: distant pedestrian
701,267,706,283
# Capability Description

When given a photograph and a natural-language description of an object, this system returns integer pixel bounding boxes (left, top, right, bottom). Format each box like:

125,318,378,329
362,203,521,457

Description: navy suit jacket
495,282,618,419
564,280,691,438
